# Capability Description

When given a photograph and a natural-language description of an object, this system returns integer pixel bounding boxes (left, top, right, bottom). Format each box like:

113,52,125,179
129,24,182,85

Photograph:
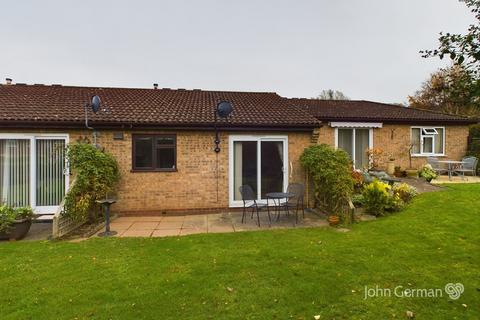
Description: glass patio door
0,135,68,215
230,136,288,206
35,139,67,213
0,140,31,207
337,128,371,169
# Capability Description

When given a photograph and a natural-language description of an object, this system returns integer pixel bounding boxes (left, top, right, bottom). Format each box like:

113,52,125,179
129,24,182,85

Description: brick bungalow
0,83,475,216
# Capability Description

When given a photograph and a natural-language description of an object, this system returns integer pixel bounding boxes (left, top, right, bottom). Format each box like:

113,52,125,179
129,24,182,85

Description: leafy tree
316,89,349,100
421,0,480,73
408,65,480,115
418,0,480,115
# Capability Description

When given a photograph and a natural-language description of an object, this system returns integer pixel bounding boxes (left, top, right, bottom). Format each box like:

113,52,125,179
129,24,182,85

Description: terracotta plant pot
328,215,340,226
0,219,32,240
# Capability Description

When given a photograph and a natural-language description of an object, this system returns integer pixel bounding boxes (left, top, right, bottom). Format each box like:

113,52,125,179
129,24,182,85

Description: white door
229,135,288,207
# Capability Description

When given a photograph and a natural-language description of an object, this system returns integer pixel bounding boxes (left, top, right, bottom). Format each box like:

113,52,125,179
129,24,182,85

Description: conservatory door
0,134,69,216
229,136,288,207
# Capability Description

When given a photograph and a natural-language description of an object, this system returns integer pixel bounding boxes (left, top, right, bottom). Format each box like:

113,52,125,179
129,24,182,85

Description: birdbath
96,199,117,237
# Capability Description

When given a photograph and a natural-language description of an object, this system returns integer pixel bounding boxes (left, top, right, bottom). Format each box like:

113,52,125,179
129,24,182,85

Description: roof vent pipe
5,78,12,85
153,83,158,89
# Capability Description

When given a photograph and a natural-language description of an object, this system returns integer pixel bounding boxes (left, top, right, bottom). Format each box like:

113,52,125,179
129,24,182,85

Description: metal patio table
266,192,295,221
436,160,466,180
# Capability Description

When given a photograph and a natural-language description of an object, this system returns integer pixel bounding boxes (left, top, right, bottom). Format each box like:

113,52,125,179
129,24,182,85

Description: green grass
1,185,479,319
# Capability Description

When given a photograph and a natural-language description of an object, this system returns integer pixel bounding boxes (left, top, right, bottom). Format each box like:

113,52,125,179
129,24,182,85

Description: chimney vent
153,83,159,89
5,78,12,85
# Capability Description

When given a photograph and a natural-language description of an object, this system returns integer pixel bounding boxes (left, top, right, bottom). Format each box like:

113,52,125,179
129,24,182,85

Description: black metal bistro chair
239,185,270,227
284,183,305,224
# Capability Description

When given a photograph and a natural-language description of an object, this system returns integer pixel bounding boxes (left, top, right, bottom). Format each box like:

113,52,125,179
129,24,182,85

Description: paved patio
102,210,328,238
431,175,480,184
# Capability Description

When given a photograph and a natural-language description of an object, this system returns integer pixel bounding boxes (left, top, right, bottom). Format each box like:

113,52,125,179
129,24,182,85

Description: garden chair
238,185,270,227
455,156,478,177
427,157,448,175
285,183,305,224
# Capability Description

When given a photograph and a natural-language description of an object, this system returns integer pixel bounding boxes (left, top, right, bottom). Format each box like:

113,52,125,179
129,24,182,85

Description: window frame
228,135,288,208
334,127,374,169
0,133,69,216
410,126,445,156
132,134,177,172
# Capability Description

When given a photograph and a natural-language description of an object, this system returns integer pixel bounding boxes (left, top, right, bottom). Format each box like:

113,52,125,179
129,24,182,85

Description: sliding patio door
0,140,31,207
337,128,372,169
36,139,67,212
0,134,68,215
230,136,288,206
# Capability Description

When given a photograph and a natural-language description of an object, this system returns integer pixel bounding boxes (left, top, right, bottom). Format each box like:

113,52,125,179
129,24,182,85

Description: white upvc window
411,127,445,156
0,133,69,216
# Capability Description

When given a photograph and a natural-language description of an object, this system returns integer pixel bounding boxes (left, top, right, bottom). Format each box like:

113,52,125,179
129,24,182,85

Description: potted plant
328,214,340,226
0,205,34,240
405,144,418,177
418,164,437,182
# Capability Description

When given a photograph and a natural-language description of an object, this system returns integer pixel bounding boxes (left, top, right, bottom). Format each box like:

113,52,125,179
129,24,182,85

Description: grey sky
0,0,475,103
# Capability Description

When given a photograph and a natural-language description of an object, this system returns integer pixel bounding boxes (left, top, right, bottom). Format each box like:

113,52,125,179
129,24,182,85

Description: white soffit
330,122,383,128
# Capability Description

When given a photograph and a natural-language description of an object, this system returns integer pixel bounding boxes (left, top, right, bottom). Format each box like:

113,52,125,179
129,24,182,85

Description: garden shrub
300,144,354,214
0,205,34,233
65,142,120,221
362,181,418,216
362,180,391,216
351,194,364,207
392,183,418,203
418,164,437,181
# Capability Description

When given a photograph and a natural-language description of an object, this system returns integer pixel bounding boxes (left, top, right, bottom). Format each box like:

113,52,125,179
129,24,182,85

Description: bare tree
316,89,349,100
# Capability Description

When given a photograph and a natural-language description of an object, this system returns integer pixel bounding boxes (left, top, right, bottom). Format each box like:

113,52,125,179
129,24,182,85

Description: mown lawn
1,184,479,319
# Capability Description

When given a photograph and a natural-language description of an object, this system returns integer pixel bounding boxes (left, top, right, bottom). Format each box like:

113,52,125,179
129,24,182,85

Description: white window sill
411,154,446,158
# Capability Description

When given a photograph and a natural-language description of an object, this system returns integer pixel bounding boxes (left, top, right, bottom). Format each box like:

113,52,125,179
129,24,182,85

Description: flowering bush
351,170,365,192
362,180,392,216
418,164,437,182
362,181,418,216
392,183,418,203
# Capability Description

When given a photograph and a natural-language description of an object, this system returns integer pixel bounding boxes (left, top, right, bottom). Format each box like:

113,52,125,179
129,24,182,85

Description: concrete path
102,210,328,238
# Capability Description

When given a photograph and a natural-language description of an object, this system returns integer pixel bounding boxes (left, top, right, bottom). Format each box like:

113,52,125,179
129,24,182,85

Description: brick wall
0,129,312,215
373,124,469,169
314,124,469,169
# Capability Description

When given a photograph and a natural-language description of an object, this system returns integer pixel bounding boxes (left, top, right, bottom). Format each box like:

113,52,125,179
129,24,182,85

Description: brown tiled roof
0,84,319,129
289,98,476,124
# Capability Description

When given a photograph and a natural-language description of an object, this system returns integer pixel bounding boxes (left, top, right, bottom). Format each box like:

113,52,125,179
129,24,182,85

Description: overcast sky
0,0,475,103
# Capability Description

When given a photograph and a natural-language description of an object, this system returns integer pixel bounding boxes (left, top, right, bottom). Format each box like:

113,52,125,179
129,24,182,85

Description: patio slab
129,222,159,230
152,229,180,237
97,209,328,238
120,229,154,237
431,175,480,184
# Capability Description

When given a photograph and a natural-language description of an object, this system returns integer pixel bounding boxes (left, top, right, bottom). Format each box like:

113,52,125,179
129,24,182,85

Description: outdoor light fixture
213,101,233,152
84,95,101,145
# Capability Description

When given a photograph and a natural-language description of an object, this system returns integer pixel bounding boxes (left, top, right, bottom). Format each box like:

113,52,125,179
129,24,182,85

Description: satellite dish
216,101,233,118
91,95,101,113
